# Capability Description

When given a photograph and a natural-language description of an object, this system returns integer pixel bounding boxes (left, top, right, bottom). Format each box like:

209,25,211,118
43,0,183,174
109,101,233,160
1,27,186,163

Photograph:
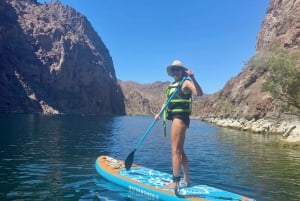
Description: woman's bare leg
164,118,187,188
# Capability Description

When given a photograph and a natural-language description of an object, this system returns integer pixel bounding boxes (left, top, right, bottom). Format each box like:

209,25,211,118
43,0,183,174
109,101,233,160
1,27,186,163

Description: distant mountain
119,80,169,115
119,80,207,116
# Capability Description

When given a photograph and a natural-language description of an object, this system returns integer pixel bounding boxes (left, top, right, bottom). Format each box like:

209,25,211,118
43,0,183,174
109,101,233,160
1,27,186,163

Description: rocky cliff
0,0,125,114
192,0,300,145
196,0,300,120
256,0,300,50
194,0,300,144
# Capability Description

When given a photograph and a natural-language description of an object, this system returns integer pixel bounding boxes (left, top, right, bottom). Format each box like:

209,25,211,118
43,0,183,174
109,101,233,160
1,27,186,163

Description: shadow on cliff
0,1,44,113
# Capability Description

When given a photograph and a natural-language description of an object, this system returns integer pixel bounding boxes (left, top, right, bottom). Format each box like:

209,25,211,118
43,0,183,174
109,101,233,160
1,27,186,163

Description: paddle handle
135,76,188,149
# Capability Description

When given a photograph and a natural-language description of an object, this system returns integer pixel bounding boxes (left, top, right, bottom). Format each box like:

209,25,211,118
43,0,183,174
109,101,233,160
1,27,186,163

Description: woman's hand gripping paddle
125,77,188,170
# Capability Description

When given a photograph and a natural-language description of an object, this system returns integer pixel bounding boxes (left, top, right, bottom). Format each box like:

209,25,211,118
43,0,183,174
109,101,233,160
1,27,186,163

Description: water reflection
0,115,299,201
0,114,116,201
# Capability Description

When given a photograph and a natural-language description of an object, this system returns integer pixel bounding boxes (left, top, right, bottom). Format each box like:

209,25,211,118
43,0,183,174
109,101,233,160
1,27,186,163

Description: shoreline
199,117,300,148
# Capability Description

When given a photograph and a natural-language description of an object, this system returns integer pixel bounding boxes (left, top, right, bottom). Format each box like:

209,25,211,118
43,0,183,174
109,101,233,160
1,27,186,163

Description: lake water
0,114,299,201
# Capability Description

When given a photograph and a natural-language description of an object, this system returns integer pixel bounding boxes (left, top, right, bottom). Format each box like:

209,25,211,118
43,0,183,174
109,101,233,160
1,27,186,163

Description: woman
155,60,203,189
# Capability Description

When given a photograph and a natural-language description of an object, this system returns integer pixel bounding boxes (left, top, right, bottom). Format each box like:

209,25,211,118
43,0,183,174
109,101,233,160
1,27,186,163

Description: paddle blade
125,150,136,170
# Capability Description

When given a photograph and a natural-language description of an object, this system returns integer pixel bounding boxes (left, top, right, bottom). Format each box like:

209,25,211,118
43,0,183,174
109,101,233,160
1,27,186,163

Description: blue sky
38,0,270,94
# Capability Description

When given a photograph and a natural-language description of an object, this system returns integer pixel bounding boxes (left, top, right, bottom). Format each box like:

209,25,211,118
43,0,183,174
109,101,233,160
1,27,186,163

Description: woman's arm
182,70,203,96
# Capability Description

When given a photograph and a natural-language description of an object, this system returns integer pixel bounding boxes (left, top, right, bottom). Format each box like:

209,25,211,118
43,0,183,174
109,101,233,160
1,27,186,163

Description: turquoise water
0,114,299,201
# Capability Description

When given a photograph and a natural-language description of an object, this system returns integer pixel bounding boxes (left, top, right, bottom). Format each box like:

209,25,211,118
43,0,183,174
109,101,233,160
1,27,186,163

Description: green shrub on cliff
251,48,300,113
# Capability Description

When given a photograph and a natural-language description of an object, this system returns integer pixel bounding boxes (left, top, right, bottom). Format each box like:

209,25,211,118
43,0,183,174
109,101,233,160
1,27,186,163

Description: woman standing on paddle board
155,60,203,189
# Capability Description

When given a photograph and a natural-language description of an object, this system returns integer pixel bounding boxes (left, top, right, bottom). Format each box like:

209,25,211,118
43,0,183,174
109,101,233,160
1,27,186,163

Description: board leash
174,185,185,198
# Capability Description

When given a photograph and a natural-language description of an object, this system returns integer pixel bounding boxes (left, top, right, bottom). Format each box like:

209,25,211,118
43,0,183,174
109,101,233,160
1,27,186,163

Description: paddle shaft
135,76,188,150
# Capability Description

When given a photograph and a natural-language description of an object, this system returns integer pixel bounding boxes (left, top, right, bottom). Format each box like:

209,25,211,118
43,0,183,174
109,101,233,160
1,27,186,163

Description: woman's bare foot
163,182,179,189
180,178,190,187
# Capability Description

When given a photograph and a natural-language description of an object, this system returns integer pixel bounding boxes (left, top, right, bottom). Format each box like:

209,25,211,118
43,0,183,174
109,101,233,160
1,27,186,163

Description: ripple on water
1,115,300,201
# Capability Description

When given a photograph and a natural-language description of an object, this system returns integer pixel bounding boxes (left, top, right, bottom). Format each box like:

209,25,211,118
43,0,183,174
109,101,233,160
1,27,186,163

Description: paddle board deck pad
95,155,255,201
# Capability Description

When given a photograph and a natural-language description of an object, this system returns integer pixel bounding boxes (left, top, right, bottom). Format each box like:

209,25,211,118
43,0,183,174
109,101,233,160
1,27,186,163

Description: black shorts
168,113,190,128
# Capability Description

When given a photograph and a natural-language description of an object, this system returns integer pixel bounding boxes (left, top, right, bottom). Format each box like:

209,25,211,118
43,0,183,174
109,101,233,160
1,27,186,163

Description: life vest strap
170,99,192,103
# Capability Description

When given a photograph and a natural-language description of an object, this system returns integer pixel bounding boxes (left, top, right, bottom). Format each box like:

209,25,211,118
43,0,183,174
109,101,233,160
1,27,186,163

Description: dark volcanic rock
0,0,125,114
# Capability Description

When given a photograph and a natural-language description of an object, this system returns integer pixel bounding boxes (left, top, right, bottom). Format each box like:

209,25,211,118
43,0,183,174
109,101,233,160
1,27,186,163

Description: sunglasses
171,67,182,72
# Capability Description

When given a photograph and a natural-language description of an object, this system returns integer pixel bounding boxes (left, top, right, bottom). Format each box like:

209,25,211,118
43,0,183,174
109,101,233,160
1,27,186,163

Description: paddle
125,76,188,170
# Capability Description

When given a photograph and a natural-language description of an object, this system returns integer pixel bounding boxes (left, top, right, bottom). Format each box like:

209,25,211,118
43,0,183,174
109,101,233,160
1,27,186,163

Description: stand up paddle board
95,155,255,201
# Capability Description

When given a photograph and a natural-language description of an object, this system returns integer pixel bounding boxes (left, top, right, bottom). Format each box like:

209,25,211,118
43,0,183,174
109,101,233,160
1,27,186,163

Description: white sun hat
166,60,188,77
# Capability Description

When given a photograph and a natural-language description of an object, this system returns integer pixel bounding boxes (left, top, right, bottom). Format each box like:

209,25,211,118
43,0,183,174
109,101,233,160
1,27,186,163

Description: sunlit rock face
0,0,125,114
